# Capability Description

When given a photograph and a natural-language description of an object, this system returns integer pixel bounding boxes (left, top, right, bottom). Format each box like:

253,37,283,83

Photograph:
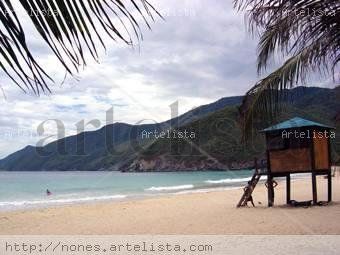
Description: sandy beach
1,171,340,235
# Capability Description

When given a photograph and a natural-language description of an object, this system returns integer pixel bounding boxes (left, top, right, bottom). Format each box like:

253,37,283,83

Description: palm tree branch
0,0,161,94
239,39,334,140
234,0,340,138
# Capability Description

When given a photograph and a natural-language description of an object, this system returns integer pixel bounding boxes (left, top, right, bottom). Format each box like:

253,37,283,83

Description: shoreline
0,184,247,213
0,174,313,213
0,171,318,212
1,174,340,235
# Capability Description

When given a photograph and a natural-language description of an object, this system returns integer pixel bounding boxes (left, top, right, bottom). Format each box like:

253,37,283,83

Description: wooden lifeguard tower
238,117,335,207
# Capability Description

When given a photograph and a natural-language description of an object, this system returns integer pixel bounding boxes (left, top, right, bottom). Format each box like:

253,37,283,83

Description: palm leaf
0,0,162,94
234,0,340,137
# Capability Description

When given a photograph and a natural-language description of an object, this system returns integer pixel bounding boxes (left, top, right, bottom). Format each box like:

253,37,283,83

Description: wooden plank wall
270,148,311,173
313,136,329,170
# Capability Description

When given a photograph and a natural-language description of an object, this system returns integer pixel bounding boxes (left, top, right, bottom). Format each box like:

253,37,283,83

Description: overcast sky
0,0,335,158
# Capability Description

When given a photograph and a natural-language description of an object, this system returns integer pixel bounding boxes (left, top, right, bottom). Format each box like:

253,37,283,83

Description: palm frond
239,39,339,140
234,0,340,137
0,0,162,94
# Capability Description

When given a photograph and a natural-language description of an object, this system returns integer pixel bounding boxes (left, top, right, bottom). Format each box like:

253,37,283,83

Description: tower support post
286,174,291,204
312,172,317,204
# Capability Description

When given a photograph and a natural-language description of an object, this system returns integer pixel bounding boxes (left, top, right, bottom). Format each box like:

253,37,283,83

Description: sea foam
0,194,127,208
205,177,251,184
145,184,194,192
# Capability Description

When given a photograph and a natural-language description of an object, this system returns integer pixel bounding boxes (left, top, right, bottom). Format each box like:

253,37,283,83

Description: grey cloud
0,0,260,158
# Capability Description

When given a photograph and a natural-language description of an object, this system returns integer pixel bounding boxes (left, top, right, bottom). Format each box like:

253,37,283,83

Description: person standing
265,179,278,205
46,189,52,196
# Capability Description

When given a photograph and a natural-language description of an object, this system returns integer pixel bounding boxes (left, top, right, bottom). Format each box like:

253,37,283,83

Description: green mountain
0,87,339,171
0,95,243,171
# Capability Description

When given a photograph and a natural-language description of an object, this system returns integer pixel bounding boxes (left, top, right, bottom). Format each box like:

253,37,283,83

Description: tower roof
262,117,335,132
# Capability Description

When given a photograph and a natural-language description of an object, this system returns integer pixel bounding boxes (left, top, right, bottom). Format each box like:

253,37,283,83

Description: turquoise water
0,170,255,210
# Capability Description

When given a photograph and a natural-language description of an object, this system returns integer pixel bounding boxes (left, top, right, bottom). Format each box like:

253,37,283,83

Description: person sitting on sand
46,189,52,196
244,181,255,207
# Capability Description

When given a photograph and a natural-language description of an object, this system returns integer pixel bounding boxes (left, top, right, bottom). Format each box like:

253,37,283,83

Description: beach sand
1,172,340,235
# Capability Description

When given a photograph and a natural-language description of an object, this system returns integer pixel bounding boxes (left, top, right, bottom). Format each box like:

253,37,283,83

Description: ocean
0,170,258,211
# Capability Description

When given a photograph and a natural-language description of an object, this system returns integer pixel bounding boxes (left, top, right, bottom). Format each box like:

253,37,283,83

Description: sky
0,0,336,158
